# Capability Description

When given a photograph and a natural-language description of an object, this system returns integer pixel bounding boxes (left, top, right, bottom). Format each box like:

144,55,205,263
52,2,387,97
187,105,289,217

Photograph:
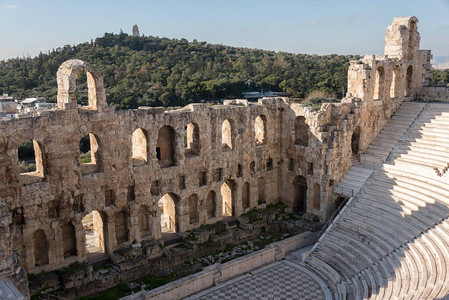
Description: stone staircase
304,102,449,299
335,102,425,198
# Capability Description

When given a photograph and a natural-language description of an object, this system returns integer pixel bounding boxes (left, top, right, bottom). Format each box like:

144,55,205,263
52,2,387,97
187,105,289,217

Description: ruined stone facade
0,16,432,296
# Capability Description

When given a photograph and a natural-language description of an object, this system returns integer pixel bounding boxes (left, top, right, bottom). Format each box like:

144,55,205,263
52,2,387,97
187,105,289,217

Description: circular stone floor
185,260,326,300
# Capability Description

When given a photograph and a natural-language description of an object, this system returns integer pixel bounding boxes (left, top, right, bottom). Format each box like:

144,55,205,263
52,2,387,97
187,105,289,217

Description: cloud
303,19,317,26
6,4,19,9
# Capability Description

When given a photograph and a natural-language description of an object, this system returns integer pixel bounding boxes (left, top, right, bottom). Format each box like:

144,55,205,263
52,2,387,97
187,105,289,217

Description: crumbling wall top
384,16,420,60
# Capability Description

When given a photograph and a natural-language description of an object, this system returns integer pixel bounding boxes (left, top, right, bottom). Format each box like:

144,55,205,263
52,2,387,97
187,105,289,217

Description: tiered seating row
303,102,449,299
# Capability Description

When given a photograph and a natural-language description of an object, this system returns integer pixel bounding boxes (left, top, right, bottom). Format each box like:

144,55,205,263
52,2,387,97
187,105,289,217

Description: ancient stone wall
279,16,433,219
0,85,284,274
417,86,449,102
0,16,437,296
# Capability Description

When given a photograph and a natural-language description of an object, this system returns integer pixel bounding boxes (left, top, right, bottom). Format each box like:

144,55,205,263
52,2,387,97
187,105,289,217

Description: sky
1,0,449,61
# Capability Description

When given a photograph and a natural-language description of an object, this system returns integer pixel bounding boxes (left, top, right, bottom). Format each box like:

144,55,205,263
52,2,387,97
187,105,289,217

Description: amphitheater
1,16,449,299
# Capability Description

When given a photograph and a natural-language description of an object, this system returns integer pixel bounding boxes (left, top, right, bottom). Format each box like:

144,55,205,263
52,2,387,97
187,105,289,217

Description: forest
0,32,359,109
1,32,448,110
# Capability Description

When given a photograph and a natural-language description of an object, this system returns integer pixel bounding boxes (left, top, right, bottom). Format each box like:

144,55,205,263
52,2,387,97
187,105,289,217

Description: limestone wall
417,86,449,102
0,97,286,274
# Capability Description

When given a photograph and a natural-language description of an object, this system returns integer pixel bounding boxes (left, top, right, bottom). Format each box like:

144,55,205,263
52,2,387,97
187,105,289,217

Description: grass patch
303,97,340,111
56,262,87,276
78,283,131,300
93,263,111,273
135,273,179,289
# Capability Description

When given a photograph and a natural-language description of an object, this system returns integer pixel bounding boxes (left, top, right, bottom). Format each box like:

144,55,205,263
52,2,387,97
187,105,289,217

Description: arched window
79,133,101,174
258,178,266,204
405,65,413,96
157,125,175,167
250,161,255,175
288,158,295,172
185,123,200,156
18,139,44,177
293,176,307,214
207,191,216,218
198,171,207,186
222,119,234,150
159,193,179,233
352,126,361,155
312,183,321,210
139,205,150,237
62,223,77,258
221,181,235,216
57,59,107,111
188,194,199,224
132,128,147,165
237,164,243,177
115,211,128,245
242,182,250,209
373,66,385,100
33,229,49,265
255,115,267,145
82,210,107,254
294,116,309,146
390,65,401,99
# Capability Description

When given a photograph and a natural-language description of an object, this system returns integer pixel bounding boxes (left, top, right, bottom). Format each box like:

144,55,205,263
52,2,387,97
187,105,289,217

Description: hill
0,32,360,109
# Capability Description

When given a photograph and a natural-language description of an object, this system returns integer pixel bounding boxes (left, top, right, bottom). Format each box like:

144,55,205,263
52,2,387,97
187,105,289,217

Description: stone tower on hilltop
132,25,139,37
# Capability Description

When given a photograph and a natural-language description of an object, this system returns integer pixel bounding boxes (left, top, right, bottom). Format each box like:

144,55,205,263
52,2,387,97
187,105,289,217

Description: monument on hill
132,25,140,37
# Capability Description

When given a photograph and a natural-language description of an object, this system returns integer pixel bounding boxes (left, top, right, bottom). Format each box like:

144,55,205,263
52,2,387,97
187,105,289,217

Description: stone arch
258,177,266,204
255,114,267,145
293,176,307,214
294,116,309,146
242,182,250,209
115,211,128,245
57,59,106,110
132,128,148,165
351,126,361,155
312,183,321,210
373,66,385,100
206,191,216,218
33,229,49,265
185,122,200,156
62,222,77,258
157,125,175,167
390,65,401,99
82,210,107,254
159,193,180,233
18,139,44,177
405,65,413,96
222,119,234,150
79,133,101,173
188,194,199,224
221,181,235,216
139,205,150,237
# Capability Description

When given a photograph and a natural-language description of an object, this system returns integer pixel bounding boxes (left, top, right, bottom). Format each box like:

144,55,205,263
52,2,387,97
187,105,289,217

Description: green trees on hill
0,32,360,109
430,69,449,86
